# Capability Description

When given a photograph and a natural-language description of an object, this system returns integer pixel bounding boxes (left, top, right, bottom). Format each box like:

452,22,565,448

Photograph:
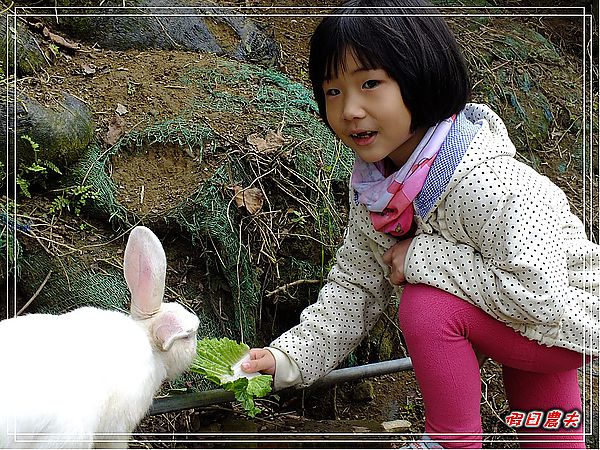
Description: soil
9,0,599,448
111,143,225,216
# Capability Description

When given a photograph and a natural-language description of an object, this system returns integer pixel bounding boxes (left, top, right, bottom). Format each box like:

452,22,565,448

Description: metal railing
150,357,412,415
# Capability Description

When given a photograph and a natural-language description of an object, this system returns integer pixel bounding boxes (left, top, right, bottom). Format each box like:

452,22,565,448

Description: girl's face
323,51,426,168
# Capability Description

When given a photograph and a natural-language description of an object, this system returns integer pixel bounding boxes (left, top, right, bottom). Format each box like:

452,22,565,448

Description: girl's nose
342,97,366,121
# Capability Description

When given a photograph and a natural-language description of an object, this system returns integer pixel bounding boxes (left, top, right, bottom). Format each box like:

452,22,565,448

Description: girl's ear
123,226,167,319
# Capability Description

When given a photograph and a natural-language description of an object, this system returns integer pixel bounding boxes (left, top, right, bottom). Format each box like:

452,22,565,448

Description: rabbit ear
124,226,166,320
153,310,197,351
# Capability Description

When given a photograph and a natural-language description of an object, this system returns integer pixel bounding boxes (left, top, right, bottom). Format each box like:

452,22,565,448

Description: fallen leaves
235,130,287,214
231,186,264,215
45,28,79,50
104,114,125,146
247,130,288,153
103,104,128,145
32,22,81,50
81,63,96,75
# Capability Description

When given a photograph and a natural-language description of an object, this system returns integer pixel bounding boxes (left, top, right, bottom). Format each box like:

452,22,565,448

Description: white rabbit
0,226,200,449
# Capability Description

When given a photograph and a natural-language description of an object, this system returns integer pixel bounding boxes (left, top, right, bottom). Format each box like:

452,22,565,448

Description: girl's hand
382,238,412,285
241,348,276,375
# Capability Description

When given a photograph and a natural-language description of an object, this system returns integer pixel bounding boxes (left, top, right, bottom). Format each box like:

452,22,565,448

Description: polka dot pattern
271,187,398,387
271,103,599,387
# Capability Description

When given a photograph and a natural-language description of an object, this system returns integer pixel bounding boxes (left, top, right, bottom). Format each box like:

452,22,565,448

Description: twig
21,229,79,255
17,270,52,316
278,231,328,247
155,17,181,49
266,278,321,298
1,1,14,14
164,285,192,309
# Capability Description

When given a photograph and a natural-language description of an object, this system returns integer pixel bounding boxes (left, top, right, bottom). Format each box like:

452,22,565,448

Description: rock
15,93,94,169
382,419,412,431
352,381,375,402
44,0,279,66
0,19,48,76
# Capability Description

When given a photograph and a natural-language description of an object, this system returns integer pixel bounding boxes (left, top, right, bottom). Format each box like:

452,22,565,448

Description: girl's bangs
322,43,382,81
321,18,382,81
321,34,349,82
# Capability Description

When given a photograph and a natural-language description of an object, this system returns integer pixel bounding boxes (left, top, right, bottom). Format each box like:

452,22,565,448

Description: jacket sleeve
405,165,569,338
269,200,395,388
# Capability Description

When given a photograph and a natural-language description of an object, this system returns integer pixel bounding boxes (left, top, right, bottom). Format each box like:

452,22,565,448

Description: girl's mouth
350,130,378,146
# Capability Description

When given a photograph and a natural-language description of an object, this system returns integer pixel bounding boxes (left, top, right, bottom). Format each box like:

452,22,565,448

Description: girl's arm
265,195,396,389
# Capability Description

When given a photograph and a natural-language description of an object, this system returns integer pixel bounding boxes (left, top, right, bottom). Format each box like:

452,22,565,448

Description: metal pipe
310,356,413,388
150,387,235,415
150,357,412,415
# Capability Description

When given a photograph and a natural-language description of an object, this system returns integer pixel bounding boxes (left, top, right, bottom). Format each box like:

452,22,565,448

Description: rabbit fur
0,226,200,449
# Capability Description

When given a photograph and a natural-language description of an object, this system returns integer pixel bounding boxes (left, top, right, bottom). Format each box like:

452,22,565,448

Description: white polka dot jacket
268,103,600,390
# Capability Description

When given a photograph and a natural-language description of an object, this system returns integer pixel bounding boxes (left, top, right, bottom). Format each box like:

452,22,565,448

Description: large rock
33,0,279,66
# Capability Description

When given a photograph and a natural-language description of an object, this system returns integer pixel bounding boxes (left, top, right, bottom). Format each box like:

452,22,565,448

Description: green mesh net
12,54,355,351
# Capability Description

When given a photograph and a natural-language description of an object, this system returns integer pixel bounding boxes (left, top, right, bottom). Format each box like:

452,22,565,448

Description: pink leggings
399,284,586,449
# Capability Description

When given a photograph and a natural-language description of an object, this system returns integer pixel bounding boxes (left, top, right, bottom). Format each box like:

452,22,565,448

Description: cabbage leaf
190,337,272,417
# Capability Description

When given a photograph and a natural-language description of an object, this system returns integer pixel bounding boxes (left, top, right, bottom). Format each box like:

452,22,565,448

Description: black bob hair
309,0,471,131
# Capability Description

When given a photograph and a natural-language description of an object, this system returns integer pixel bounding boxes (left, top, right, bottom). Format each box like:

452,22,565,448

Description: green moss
16,94,94,169
0,21,47,76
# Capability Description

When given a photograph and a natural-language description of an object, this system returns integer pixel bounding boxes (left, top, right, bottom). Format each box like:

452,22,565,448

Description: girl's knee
399,284,466,336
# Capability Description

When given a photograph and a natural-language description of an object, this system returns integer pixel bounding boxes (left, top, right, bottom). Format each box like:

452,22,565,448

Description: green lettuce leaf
223,375,273,417
190,337,273,417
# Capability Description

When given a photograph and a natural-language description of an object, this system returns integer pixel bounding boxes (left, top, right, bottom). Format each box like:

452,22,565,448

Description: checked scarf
351,115,455,237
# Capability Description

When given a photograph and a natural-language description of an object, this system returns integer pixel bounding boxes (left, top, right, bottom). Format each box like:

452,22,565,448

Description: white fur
0,226,199,449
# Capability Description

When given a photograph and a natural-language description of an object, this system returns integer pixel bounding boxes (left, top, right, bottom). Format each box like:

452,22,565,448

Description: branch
265,279,321,298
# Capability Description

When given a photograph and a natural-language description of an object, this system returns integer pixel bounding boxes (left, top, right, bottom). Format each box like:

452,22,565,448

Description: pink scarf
351,115,455,237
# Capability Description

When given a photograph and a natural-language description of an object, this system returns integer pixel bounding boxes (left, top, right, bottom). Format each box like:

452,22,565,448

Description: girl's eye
363,79,380,89
325,88,340,97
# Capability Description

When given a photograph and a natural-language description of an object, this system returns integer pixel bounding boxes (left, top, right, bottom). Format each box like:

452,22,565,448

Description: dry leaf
232,186,264,215
42,26,80,50
104,114,125,146
247,130,287,153
116,103,128,116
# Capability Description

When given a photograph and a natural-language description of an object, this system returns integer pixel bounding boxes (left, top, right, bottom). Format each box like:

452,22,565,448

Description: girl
243,1,599,448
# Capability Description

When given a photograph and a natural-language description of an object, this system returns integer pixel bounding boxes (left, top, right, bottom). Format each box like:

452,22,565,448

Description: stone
352,381,375,402
382,419,412,431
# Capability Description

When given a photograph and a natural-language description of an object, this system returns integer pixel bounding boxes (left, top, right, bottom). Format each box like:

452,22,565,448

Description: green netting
7,52,359,387
179,58,354,261
49,56,356,347
69,131,258,343
19,249,130,314
15,246,218,392
0,214,22,281
70,118,218,226
182,59,353,182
